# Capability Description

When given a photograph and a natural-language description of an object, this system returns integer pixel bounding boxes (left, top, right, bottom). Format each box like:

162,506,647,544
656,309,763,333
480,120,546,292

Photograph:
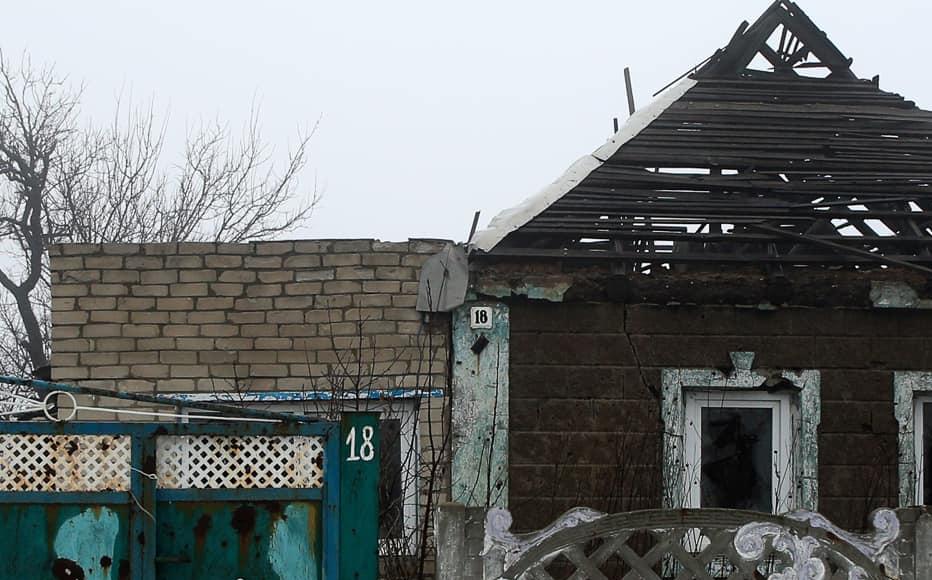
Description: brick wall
49,238,453,574
50,239,449,395
508,301,932,531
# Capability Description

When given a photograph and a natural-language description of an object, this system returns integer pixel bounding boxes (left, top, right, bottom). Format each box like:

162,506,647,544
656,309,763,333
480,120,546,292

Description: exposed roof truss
472,3,932,275
699,0,856,80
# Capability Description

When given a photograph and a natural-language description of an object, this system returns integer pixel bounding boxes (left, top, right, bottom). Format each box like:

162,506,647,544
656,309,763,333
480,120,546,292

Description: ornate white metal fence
476,508,899,580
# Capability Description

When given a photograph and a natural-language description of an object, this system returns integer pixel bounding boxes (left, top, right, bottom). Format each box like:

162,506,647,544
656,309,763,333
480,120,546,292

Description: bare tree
306,314,452,580
0,52,317,376
209,311,452,580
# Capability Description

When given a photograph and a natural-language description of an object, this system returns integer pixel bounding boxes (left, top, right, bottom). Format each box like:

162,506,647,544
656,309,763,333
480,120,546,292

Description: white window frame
683,389,794,513
913,396,931,505
661,352,821,513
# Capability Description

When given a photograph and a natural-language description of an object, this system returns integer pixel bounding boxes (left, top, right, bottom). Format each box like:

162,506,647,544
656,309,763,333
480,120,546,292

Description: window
661,352,820,513
893,372,932,507
683,390,793,513
913,398,932,505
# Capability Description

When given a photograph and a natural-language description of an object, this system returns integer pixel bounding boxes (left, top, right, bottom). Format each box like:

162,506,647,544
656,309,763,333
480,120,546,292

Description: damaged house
34,1,932,578
451,0,932,536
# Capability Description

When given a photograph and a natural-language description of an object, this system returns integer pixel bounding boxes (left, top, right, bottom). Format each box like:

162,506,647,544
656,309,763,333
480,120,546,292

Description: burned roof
472,1,932,275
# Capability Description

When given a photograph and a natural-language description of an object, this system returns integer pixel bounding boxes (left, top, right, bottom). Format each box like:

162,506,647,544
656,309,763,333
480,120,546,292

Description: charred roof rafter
474,2,932,275
698,0,856,80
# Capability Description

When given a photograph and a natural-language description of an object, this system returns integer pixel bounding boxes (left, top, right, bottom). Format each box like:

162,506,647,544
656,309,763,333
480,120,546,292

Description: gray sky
5,1,930,243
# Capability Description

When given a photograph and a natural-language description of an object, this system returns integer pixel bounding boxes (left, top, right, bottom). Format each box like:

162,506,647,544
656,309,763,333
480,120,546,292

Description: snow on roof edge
470,78,698,253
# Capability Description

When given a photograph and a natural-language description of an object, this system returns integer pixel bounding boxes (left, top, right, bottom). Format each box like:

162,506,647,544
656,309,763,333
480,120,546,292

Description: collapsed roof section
472,1,932,275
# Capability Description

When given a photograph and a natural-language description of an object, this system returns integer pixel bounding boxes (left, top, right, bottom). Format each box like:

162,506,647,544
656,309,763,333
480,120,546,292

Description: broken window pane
700,407,773,512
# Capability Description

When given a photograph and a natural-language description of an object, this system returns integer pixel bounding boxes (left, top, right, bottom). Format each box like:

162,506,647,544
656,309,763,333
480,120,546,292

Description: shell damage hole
52,558,85,580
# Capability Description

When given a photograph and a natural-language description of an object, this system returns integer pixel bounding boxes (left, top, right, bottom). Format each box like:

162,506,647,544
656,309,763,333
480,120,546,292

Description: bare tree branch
0,52,318,381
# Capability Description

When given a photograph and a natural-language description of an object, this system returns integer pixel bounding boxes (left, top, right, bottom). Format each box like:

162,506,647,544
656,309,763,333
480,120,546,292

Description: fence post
915,513,932,580
436,503,466,580
465,507,489,579
339,412,380,580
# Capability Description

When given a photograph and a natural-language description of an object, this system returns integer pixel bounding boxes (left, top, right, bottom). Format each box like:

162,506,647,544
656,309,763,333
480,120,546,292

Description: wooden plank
515,227,932,245
486,246,932,264
750,224,932,274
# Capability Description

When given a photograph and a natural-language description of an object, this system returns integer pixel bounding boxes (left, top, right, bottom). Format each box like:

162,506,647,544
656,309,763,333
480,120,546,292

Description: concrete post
915,513,932,579
435,503,466,580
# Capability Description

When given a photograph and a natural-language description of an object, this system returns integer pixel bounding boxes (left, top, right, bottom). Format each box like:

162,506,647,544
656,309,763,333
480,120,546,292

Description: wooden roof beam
697,1,856,80
750,223,932,274
777,3,857,79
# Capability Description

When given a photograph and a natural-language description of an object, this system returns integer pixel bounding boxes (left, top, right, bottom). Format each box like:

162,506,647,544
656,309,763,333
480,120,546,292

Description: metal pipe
0,376,318,423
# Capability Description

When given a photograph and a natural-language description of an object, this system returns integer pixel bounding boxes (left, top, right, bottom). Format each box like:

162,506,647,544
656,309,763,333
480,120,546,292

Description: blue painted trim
157,487,323,503
0,491,130,504
323,421,341,580
170,388,445,403
0,422,145,435
0,375,320,423
0,421,333,437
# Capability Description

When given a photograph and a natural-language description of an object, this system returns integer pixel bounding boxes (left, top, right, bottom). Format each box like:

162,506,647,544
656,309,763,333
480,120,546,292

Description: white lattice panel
156,435,324,489
0,434,131,492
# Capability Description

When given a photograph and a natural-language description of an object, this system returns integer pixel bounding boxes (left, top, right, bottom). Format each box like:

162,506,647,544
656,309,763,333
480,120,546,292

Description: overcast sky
5,1,930,243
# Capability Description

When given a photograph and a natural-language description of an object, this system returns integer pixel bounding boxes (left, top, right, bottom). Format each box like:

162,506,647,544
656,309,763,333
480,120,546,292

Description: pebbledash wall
463,265,932,533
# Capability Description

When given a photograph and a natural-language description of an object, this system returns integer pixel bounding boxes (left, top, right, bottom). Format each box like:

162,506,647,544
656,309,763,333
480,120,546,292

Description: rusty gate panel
0,416,380,580
0,503,132,579
155,501,321,578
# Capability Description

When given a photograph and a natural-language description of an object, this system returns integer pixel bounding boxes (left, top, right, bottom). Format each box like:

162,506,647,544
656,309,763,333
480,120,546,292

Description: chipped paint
475,279,571,303
661,352,821,511
893,372,932,507
451,302,510,508
171,388,444,403
871,281,920,309
53,507,119,580
270,503,319,580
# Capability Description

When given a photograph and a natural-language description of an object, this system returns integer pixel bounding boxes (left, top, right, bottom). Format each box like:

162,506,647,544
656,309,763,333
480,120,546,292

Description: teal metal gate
0,414,379,579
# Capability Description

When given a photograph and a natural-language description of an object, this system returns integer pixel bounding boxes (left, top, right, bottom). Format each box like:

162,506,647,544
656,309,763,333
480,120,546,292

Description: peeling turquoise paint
475,280,570,303
54,507,120,580
452,302,510,508
270,504,319,580
870,281,920,309
517,282,570,302
172,388,444,403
